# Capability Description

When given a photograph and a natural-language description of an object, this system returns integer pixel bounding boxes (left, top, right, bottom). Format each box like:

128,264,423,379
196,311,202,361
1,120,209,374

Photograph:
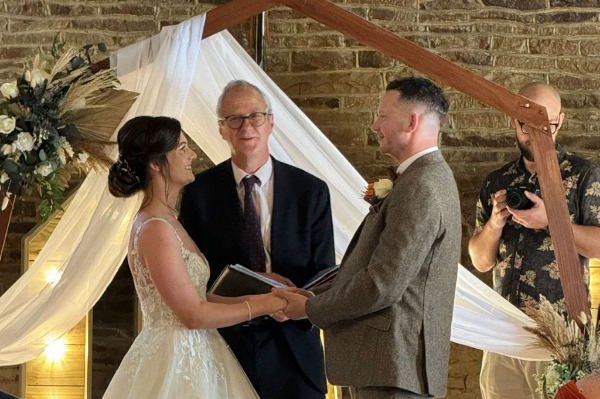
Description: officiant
180,79,335,399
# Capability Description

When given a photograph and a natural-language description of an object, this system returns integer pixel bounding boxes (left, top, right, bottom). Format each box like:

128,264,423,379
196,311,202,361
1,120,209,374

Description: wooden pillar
19,201,92,399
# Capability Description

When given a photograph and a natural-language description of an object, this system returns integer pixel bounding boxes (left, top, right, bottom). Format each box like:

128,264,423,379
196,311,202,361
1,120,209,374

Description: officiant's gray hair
216,80,272,117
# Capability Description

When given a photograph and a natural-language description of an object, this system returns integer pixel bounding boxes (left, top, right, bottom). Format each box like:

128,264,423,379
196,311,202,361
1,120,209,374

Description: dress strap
132,217,184,255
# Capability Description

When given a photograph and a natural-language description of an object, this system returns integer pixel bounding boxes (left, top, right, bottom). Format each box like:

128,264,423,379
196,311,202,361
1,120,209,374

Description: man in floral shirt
468,82,600,399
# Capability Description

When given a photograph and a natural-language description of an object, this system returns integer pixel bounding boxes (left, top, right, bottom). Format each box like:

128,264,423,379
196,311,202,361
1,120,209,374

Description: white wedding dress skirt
102,218,258,398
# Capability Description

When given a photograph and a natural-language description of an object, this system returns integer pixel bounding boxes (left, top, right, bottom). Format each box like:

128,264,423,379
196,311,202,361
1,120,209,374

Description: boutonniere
363,178,394,213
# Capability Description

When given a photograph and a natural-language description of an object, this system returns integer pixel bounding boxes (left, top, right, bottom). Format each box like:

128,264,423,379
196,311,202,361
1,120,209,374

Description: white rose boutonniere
373,179,394,198
363,178,394,213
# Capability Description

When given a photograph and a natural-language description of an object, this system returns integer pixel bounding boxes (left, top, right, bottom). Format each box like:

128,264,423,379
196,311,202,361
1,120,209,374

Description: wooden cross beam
95,0,590,323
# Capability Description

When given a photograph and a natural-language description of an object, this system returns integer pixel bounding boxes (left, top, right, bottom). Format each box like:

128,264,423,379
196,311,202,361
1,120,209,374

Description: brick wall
2,0,600,398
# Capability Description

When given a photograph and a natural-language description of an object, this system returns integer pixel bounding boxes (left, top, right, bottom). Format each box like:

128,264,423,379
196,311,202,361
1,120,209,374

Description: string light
45,268,62,287
44,337,66,362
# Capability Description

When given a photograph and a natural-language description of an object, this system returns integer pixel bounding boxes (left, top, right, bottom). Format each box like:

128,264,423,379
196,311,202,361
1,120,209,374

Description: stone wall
2,0,600,398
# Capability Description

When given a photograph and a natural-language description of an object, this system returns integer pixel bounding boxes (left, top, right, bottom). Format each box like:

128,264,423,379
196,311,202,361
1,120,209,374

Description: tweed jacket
306,151,462,397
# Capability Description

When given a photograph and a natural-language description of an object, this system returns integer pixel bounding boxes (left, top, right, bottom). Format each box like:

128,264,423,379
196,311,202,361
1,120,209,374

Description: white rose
34,162,54,177
373,178,393,198
15,132,34,152
77,151,89,164
0,115,16,134
0,173,8,184
0,81,18,99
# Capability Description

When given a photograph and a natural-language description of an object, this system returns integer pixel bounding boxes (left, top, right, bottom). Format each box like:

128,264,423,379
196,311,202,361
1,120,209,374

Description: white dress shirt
396,146,439,175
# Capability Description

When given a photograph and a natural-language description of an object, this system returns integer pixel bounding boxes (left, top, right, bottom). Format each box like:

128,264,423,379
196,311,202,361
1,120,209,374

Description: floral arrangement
523,296,600,398
0,37,136,219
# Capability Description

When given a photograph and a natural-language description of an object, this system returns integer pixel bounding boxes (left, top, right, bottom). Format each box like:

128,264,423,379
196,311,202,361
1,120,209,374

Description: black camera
506,186,536,210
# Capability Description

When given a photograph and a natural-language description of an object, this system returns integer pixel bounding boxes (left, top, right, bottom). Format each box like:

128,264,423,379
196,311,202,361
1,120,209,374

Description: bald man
468,83,600,398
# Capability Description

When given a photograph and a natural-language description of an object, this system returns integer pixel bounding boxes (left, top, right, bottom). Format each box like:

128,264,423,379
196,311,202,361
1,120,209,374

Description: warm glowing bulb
46,268,62,286
44,337,66,362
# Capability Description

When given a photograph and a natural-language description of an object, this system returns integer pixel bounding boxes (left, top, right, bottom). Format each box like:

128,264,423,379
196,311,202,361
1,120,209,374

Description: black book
208,264,339,297
302,264,340,290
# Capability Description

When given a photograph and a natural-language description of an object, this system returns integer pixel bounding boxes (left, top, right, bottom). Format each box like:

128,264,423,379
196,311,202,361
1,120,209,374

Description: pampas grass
523,296,600,398
54,47,138,169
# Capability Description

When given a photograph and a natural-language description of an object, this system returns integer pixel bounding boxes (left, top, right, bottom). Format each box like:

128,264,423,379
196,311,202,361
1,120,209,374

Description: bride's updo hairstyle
108,116,181,198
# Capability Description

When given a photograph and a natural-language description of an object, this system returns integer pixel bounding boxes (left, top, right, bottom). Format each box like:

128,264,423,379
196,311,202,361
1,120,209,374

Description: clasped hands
268,287,312,322
256,272,311,321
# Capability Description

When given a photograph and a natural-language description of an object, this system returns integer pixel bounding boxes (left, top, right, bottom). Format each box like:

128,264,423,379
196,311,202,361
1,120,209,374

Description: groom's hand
285,287,315,298
272,288,308,320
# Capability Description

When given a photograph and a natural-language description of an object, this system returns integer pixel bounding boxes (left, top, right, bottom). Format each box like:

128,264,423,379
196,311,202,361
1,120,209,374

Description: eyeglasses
517,120,560,134
219,112,271,129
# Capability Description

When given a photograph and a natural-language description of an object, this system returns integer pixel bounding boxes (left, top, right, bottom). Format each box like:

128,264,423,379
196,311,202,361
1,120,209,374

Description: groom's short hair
386,77,449,122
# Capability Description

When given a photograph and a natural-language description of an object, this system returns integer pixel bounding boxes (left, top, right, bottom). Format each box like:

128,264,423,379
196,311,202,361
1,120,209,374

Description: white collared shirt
231,158,273,272
396,146,439,176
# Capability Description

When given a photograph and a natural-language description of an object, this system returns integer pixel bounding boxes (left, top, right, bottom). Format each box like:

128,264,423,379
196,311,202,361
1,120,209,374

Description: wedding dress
102,217,258,398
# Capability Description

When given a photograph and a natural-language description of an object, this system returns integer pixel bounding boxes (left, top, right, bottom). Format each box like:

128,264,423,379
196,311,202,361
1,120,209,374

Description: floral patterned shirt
474,145,600,314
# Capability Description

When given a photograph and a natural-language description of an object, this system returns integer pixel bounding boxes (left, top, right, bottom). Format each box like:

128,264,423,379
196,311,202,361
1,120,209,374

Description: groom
275,77,462,399
180,80,334,399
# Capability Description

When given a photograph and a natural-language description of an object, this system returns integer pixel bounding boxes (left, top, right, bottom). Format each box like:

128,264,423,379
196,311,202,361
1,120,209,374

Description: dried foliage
524,296,600,398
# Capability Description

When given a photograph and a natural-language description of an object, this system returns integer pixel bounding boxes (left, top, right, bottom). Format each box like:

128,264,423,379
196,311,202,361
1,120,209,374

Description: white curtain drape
0,14,551,366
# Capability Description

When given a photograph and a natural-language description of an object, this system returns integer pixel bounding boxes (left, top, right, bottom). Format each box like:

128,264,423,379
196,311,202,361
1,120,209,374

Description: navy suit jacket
180,157,335,394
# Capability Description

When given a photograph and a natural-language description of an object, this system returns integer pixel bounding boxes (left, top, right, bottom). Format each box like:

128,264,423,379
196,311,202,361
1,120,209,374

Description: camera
505,186,536,210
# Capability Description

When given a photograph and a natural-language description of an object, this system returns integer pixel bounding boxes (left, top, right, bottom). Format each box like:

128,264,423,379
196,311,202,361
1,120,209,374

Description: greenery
0,37,123,219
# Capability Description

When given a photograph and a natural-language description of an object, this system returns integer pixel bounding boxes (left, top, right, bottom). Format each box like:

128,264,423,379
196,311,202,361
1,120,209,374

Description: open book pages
208,264,340,297
229,264,286,288
208,264,282,296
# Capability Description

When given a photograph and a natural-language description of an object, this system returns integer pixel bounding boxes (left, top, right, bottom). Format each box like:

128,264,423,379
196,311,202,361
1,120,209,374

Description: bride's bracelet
243,300,252,322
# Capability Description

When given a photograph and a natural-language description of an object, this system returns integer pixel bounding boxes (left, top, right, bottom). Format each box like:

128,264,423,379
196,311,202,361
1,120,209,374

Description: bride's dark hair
108,116,181,198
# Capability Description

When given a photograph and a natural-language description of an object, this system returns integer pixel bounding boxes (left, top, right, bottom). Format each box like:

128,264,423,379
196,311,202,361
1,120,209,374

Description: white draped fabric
0,14,551,366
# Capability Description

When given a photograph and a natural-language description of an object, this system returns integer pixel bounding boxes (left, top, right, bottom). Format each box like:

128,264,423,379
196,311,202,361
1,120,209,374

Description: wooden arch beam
96,0,590,322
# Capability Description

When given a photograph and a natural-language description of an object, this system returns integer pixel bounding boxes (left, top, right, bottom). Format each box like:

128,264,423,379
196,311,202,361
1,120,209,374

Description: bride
103,115,286,398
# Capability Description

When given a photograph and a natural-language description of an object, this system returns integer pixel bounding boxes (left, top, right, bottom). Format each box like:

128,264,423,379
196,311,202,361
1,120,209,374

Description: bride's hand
271,288,309,320
249,293,287,318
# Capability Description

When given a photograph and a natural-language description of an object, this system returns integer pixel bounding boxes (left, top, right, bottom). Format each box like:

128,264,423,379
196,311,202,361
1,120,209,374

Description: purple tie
242,175,266,272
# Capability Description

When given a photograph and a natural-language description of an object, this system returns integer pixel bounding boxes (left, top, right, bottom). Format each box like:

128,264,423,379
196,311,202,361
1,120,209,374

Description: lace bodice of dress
130,217,210,328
